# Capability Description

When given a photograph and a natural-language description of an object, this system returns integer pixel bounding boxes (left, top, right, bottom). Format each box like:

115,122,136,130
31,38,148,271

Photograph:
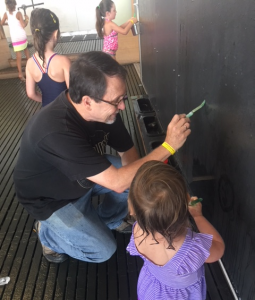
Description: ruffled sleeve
126,222,139,256
176,230,213,275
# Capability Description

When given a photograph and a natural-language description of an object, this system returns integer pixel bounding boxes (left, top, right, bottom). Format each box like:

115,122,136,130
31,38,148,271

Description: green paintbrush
186,100,206,118
189,198,203,206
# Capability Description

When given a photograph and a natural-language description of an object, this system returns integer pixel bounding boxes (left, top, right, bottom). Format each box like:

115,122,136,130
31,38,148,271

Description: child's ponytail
95,5,104,38
95,0,114,38
30,8,60,67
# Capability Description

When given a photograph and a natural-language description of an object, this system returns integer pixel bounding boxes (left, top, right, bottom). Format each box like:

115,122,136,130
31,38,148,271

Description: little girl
95,0,137,58
26,8,70,107
127,161,225,300
1,0,29,81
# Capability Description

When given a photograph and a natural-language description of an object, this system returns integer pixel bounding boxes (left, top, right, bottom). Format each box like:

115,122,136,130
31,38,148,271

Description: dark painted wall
139,0,255,298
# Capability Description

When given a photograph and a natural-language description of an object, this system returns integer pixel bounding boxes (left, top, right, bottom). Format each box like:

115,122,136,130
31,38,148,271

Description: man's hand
164,114,191,151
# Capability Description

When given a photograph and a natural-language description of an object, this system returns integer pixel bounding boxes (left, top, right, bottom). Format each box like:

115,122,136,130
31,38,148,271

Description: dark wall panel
138,0,255,298
139,0,157,100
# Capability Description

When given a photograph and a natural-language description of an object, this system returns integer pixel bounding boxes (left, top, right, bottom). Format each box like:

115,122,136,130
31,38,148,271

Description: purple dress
126,225,212,300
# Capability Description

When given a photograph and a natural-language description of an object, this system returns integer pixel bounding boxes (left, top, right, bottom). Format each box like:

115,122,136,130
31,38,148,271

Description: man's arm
118,146,140,166
88,114,191,193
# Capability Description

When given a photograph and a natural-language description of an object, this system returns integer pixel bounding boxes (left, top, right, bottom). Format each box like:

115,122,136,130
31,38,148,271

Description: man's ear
82,95,92,110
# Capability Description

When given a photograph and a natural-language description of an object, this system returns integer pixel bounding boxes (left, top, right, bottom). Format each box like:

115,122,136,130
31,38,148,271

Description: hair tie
35,28,40,32
50,13,56,23
97,5,100,8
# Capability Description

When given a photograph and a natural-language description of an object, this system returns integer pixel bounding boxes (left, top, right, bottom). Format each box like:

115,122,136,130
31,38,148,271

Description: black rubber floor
0,65,235,299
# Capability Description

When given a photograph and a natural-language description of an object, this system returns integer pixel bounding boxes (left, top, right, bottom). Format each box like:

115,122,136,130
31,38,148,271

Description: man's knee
80,238,117,263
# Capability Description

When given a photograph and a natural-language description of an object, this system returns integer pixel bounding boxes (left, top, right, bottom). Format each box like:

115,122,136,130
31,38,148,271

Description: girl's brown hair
129,161,190,250
30,8,60,67
95,0,114,38
5,0,16,12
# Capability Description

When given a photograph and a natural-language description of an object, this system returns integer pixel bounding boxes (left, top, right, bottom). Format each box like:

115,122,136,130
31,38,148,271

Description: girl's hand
188,196,203,218
25,15,29,21
131,17,138,23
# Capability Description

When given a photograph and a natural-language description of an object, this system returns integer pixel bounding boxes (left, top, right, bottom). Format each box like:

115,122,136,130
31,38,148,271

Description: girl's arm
61,56,71,88
120,22,129,29
16,11,28,28
109,17,137,35
26,59,42,103
1,13,8,25
188,198,225,263
120,17,137,29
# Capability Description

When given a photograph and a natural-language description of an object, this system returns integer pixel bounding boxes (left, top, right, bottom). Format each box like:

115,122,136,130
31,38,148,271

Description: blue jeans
39,155,128,263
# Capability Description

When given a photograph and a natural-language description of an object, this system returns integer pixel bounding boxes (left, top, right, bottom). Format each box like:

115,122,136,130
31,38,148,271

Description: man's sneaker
33,221,68,263
115,221,132,234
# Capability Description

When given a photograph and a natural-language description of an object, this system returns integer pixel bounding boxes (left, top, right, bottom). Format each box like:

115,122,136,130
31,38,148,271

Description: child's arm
26,59,42,103
1,13,8,26
61,56,71,88
109,17,138,35
16,11,29,28
188,197,225,263
119,17,136,29
119,21,129,29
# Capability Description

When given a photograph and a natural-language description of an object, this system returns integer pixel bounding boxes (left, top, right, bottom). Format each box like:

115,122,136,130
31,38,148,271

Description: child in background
1,0,29,81
26,8,70,107
127,161,225,300
95,0,137,59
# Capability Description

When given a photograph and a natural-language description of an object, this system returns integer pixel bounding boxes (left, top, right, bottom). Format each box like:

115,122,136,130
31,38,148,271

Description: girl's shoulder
15,11,22,19
51,54,71,67
26,56,35,68
103,21,112,35
175,229,213,274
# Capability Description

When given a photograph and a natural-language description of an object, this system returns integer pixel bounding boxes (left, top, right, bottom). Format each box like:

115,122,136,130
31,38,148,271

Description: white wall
0,0,132,38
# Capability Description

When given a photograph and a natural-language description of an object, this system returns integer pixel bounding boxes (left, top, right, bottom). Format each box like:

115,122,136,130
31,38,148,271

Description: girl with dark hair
1,0,29,81
95,0,137,58
26,8,70,107
127,161,225,300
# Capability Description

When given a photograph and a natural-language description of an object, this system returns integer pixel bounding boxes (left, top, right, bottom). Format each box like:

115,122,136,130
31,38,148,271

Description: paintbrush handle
186,111,193,118
186,100,206,118
189,198,203,206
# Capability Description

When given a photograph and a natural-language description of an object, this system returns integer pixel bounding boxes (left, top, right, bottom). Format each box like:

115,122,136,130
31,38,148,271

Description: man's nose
118,99,125,110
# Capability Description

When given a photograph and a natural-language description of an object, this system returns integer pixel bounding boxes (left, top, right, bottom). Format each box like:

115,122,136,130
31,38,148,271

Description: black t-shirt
13,91,134,220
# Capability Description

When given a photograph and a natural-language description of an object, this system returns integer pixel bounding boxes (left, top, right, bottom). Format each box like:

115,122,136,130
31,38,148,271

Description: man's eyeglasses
92,95,128,107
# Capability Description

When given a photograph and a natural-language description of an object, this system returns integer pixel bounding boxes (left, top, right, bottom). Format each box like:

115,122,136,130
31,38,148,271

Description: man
13,51,191,264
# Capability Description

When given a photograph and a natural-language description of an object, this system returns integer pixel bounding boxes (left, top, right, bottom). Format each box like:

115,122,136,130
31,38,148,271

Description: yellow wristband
130,19,134,24
162,142,175,155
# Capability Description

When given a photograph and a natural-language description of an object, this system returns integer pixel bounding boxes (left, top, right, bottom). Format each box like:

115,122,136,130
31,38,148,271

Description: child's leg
24,47,30,60
15,51,24,79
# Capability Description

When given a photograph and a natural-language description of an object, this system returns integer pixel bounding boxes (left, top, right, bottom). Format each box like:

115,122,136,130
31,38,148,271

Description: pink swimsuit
103,30,118,56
